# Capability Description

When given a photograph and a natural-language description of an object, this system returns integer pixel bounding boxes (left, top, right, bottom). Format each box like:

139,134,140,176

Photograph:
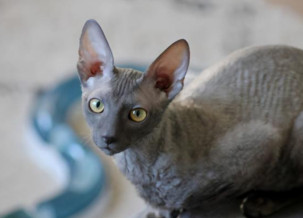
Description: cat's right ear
77,19,114,88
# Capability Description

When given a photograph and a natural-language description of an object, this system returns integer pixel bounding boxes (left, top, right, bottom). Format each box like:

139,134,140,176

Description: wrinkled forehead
111,68,143,98
82,67,144,102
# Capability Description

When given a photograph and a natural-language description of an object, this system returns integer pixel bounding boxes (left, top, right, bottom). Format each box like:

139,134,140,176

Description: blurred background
1,0,303,217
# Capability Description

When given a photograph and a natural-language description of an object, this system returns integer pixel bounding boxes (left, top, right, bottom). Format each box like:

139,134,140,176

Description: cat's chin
99,147,125,156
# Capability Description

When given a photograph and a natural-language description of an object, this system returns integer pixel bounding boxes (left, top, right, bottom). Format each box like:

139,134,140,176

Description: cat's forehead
111,68,143,97
83,67,143,101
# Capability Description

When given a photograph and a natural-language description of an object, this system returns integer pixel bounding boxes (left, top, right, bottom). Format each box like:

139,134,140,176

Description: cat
77,19,303,218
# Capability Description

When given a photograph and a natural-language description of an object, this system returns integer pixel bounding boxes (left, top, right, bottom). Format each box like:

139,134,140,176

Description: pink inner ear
153,65,174,93
79,30,105,81
155,73,172,91
90,61,102,76
79,60,103,81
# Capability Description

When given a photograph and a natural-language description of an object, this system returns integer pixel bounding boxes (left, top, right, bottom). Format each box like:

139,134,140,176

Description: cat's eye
89,98,104,113
129,108,147,122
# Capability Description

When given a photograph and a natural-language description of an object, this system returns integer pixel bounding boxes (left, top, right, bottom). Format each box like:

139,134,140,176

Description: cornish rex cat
77,19,303,217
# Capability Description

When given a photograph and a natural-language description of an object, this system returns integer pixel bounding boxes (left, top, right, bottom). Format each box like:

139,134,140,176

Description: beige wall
267,0,303,16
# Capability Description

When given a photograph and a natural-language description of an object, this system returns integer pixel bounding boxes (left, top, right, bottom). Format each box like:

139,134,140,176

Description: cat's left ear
143,39,190,100
77,19,114,88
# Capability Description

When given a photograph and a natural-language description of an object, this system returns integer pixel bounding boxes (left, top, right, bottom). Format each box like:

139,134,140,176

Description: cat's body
77,20,303,217
114,45,303,210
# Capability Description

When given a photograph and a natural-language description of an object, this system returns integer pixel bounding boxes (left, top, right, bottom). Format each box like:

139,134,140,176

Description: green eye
89,98,104,113
129,108,147,122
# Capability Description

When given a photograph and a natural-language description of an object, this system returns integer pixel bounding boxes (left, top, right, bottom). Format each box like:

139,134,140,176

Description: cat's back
181,45,303,125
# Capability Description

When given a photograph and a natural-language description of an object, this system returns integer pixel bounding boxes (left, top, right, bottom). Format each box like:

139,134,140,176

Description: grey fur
77,20,303,217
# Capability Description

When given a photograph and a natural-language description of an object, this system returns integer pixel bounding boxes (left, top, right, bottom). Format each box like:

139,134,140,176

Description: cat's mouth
97,143,127,156
92,135,128,155
100,146,116,155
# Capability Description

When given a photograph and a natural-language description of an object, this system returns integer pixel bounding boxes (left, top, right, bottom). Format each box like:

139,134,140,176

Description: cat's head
77,20,190,155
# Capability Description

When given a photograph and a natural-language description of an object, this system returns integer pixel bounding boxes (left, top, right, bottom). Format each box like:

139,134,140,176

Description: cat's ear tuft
144,39,190,100
77,19,114,87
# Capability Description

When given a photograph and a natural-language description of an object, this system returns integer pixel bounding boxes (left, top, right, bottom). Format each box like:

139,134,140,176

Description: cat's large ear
77,19,114,87
143,39,190,100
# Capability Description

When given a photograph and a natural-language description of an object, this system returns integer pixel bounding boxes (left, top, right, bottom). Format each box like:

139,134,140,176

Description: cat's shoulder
180,45,303,100
194,44,303,80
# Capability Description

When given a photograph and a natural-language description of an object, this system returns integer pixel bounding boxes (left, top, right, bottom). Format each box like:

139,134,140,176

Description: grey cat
77,19,303,218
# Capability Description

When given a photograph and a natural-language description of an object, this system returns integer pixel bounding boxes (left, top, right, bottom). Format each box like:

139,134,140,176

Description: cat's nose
102,136,116,145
